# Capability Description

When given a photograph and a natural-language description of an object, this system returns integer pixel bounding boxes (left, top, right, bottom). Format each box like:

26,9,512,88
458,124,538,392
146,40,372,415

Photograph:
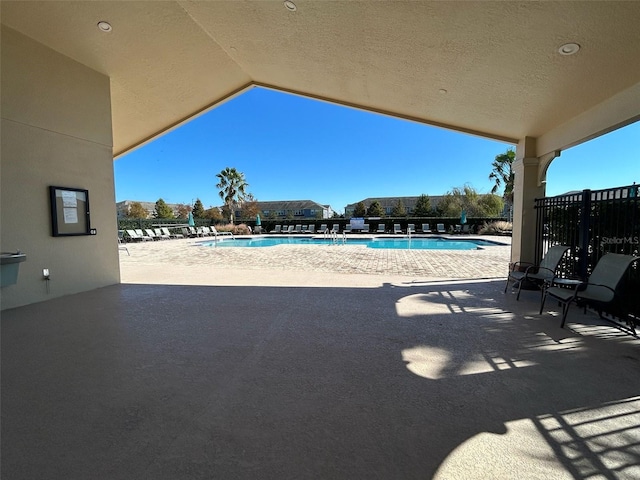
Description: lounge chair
319,224,328,233
361,224,370,233
541,253,639,329
330,224,339,234
436,223,446,234
135,229,153,241
376,224,386,234
407,224,416,234
344,224,353,233
283,225,294,234
461,224,470,234
306,225,315,234
210,226,233,237
393,224,402,234
293,225,302,234
420,224,432,233
271,225,282,234
182,227,194,238
505,245,571,302
125,229,150,242
145,228,161,240
453,224,462,234
117,237,130,255
162,227,183,239
154,228,171,240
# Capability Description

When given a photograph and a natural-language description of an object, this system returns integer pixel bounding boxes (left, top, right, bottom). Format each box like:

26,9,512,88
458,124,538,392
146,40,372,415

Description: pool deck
4,234,639,480
120,234,512,284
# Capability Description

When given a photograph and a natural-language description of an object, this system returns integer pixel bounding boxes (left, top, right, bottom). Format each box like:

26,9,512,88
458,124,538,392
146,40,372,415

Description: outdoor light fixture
284,1,297,12
97,21,112,32
558,43,580,56
438,89,448,94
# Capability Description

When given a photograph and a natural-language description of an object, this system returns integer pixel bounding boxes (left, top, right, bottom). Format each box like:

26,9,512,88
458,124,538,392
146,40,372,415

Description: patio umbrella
188,212,195,227
256,214,261,226
460,209,467,225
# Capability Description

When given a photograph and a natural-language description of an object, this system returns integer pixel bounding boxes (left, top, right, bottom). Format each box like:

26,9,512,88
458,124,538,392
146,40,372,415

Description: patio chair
319,224,328,233
393,224,402,234
376,224,386,234
541,253,639,328
125,229,149,242
453,224,462,234
293,225,302,234
117,237,130,255
330,224,340,234
407,224,416,234
344,224,353,233
145,228,161,240
436,223,446,234
361,224,370,233
182,227,194,238
306,225,316,234
283,225,294,234
461,224,470,234
210,226,233,237
271,225,282,234
505,245,570,302
420,223,432,233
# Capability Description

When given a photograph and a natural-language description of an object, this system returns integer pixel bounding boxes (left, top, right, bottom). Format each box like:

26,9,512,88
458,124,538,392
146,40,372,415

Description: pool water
202,236,501,250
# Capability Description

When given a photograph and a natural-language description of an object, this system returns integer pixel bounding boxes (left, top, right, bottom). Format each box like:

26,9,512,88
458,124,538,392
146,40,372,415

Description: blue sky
115,87,639,213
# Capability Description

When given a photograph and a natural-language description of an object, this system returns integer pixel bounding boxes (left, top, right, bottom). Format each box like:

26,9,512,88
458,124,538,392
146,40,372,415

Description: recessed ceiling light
284,1,297,12
97,21,112,33
438,89,448,95
558,43,580,56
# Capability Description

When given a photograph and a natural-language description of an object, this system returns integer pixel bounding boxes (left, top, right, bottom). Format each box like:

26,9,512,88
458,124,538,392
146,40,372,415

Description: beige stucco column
511,138,545,264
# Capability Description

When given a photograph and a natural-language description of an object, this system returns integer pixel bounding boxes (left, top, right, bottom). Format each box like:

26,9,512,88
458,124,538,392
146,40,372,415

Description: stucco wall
1,27,120,310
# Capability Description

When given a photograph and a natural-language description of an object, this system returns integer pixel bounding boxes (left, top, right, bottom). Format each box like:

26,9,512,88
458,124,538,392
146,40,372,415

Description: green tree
489,148,515,205
175,203,191,219
240,196,259,220
353,201,366,217
392,199,407,217
216,167,248,224
192,198,205,218
153,198,174,219
367,200,385,217
438,184,504,217
126,201,148,219
203,207,223,221
413,194,432,216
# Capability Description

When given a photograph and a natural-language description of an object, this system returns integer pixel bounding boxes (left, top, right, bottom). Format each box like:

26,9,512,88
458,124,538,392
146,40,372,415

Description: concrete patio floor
2,243,639,479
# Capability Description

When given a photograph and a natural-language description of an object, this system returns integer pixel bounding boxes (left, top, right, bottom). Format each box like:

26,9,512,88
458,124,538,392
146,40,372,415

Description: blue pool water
202,236,501,250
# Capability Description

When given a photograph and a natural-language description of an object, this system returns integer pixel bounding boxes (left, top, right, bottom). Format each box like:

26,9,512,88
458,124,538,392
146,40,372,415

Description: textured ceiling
2,1,640,156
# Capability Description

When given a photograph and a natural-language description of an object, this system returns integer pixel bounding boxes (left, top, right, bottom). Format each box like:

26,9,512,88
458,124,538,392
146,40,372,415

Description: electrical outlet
43,268,50,278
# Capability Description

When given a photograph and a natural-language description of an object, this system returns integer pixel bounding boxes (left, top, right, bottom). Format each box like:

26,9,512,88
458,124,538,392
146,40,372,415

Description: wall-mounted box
1,253,27,287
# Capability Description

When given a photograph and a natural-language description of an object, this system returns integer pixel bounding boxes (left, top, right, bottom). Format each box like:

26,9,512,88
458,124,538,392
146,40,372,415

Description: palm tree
489,149,515,204
216,167,248,224
489,149,515,221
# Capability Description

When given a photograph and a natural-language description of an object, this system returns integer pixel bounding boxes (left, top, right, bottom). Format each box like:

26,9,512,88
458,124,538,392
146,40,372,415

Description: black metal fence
534,184,640,325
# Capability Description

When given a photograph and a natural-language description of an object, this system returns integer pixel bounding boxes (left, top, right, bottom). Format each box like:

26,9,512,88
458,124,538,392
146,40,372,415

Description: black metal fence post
578,189,591,279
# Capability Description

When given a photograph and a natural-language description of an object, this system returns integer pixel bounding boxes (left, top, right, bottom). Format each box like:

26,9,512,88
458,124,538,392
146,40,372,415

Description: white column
511,138,545,264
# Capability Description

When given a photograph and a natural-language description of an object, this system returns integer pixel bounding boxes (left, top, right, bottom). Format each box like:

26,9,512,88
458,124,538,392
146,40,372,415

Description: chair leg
540,290,547,315
516,280,523,300
560,301,572,328
504,275,510,293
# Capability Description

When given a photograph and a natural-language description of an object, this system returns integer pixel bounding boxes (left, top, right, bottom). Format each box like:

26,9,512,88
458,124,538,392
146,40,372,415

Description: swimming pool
202,236,502,250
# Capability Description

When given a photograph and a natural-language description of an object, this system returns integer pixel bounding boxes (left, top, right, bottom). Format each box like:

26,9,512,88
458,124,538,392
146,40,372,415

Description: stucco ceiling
2,1,640,157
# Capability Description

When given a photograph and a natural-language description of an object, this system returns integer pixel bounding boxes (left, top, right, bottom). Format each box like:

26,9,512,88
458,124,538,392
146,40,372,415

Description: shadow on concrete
2,279,639,479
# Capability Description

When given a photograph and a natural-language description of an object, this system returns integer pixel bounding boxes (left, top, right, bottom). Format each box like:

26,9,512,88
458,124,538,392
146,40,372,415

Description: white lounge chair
361,224,370,233
407,224,416,234
344,224,353,233
154,228,171,240
420,224,432,233
319,224,328,233
436,223,446,234
293,225,302,234
271,225,282,234
162,227,183,239
393,224,402,234
330,224,339,234
283,225,294,234
135,229,153,241
376,224,385,234
126,229,151,242
210,226,233,237
306,225,315,234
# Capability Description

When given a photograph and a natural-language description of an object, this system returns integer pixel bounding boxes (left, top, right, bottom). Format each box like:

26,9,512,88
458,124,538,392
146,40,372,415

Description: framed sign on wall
49,186,91,236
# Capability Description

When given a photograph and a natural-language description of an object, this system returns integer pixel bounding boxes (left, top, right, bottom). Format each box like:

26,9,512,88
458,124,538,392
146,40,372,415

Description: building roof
3,2,639,158
251,200,330,211
345,196,445,210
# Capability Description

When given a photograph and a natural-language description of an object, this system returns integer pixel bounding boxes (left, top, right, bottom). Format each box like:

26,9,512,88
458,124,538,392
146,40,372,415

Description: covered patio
3,266,639,479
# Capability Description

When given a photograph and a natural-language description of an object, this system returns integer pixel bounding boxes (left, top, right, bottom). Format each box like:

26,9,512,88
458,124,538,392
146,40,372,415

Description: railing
534,184,640,326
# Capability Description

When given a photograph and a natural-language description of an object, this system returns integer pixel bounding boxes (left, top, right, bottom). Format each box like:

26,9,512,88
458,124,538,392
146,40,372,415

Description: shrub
478,220,513,235
216,223,251,235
